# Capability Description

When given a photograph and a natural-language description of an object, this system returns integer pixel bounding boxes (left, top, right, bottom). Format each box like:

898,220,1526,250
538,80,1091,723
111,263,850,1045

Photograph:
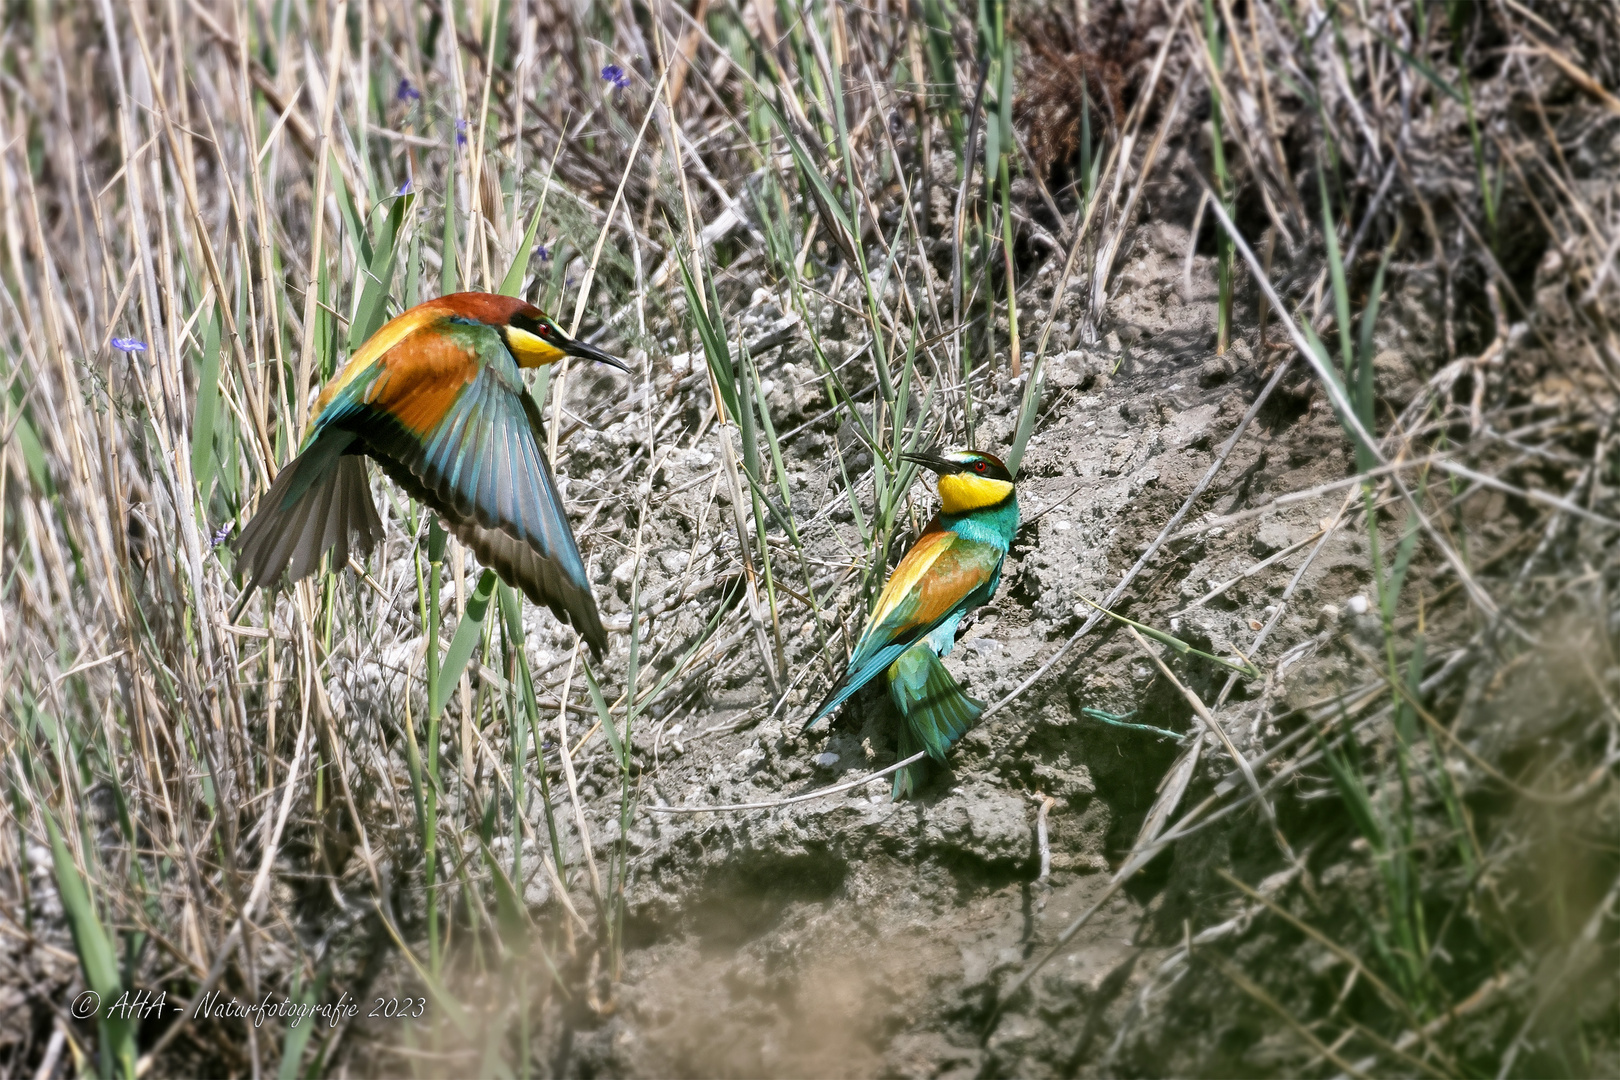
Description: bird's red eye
975,462,987,473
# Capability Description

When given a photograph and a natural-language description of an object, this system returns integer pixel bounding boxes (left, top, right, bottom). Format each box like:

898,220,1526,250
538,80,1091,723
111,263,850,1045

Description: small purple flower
111,336,147,353
396,78,421,102
601,64,631,90
535,243,550,263
455,118,467,147
210,521,234,549
395,177,413,196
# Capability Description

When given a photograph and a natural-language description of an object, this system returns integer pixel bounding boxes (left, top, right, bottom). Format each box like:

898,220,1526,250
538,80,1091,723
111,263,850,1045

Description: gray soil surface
474,217,1405,1078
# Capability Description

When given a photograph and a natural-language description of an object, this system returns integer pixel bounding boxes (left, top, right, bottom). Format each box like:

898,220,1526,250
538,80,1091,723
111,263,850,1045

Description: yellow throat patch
505,325,568,368
937,472,1014,514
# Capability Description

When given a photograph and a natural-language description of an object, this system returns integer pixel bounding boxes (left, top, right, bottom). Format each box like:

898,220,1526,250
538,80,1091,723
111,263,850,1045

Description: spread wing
313,318,607,656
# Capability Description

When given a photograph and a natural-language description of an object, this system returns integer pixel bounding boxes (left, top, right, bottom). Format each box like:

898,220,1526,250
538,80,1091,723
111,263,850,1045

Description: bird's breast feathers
309,311,524,443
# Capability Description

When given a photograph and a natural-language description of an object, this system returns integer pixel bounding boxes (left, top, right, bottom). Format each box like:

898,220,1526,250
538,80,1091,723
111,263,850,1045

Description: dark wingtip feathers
450,520,609,659
235,450,383,594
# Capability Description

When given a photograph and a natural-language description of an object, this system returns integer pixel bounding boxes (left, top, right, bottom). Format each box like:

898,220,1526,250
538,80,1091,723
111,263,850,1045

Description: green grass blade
1384,512,1421,622
1354,237,1395,470
500,190,550,298
12,408,49,492
328,150,372,268
673,242,740,424
275,968,325,1080
1007,365,1043,476
442,162,459,295
921,0,963,151
1318,166,1354,379
1368,25,1465,103
749,354,804,546
478,839,530,949
617,577,745,720
46,811,134,1080
374,903,474,1038
190,303,223,496
314,249,334,383
1316,718,1385,854
1080,707,1185,741
736,342,762,484
430,568,497,720
347,193,411,353
1075,593,1259,677
624,556,641,725
405,206,423,309
1007,302,1044,475
762,98,858,264
582,659,622,766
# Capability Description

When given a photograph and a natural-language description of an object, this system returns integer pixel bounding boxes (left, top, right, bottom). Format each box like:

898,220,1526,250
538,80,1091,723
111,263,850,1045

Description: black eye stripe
512,313,551,337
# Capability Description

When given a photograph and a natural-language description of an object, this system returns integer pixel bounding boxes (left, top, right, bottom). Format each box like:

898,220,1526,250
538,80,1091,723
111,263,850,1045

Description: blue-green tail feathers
887,645,983,799
804,639,913,731
235,431,382,595
893,720,925,800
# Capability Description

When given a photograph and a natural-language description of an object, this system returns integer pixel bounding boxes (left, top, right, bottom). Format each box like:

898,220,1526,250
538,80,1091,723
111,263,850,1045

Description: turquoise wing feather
329,319,606,654
887,644,982,761
887,642,984,799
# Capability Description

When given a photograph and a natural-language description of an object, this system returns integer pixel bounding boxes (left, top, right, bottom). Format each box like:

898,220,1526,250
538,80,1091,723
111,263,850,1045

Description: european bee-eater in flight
235,292,627,657
808,448,1020,798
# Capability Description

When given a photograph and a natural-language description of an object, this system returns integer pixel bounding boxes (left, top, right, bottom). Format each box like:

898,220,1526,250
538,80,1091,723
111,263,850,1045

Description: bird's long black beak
901,450,956,475
563,335,631,373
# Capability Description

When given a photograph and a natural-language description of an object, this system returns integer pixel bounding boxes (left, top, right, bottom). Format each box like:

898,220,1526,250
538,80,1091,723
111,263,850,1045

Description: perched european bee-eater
808,448,1020,797
235,292,627,657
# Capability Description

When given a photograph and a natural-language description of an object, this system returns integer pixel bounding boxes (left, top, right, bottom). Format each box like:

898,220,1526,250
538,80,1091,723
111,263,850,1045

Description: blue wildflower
456,118,467,147
210,521,234,549
111,336,147,353
535,243,550,263
396,177,413,196
396,78,421,102
601,64,631,90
